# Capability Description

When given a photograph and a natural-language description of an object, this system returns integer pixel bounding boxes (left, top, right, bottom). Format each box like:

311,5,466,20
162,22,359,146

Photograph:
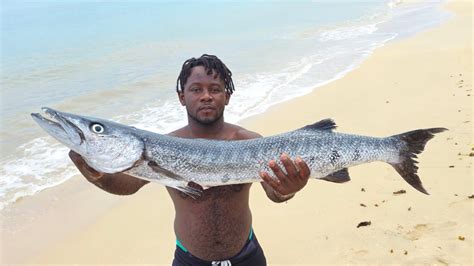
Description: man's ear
225,92,231,105
178,91,185,106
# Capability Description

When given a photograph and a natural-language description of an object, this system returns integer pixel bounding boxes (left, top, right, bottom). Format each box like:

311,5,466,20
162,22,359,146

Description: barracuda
32,107,446,198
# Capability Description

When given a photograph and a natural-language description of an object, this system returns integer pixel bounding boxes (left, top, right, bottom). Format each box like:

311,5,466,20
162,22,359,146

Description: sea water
0,0,451,209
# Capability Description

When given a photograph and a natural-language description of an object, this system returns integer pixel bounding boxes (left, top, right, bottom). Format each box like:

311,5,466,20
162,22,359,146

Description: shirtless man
69,54,311,265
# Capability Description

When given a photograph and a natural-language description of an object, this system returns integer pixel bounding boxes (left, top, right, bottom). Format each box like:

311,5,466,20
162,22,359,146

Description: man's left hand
260,153,311,198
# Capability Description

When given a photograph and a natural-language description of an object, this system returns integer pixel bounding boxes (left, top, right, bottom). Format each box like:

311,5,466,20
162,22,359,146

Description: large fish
31,107,446,197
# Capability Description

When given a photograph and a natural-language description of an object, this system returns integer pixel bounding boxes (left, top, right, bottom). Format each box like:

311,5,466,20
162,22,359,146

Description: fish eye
90,123,105,134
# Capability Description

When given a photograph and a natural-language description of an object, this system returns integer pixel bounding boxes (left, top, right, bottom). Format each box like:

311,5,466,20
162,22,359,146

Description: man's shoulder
168,127,186,137
166,124,262,140
226,123,262,140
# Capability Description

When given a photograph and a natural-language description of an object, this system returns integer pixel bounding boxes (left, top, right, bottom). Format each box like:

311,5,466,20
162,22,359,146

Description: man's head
176,54,234,95
176,55,234,125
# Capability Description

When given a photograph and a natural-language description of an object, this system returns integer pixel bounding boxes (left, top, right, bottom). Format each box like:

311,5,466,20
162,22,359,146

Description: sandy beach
1,0,472,265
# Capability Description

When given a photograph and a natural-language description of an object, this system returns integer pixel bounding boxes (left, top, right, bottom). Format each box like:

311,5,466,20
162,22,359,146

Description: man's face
178,66,230,125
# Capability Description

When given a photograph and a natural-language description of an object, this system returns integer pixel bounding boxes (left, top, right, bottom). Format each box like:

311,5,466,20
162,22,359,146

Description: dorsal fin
301,119,337,131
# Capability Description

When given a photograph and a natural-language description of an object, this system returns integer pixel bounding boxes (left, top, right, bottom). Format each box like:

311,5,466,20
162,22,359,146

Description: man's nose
200,89,213,101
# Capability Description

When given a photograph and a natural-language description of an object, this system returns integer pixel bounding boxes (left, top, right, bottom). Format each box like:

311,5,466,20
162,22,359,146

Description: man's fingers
296,156,311,180
260,171,280,190
68,150,103,180
68,150,83,164
280,153,298,179
268,159,287,182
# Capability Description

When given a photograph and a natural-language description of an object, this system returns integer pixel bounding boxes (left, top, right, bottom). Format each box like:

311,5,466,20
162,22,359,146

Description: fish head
31,107,144,173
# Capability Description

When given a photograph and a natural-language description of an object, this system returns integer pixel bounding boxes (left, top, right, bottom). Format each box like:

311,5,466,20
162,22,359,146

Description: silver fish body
32,107,446,197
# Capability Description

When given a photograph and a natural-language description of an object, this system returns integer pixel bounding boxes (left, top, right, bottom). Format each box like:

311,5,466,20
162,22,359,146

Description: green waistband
176,237,188,252
176,228,254,253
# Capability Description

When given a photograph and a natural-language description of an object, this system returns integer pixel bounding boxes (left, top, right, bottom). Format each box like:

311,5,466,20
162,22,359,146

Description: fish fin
390,127,448,195
301,119,337,131
173,184,203,199
320,168,350,183
146,161,204,198
147,161,185,181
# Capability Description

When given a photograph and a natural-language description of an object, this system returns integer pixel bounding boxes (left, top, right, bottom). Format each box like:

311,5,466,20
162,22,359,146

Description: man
69,54,311,265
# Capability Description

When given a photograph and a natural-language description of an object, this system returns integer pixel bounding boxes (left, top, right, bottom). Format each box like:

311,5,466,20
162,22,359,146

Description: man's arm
69,151,149,195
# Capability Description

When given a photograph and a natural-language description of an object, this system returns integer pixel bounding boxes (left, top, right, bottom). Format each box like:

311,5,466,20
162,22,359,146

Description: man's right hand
69,151,149,195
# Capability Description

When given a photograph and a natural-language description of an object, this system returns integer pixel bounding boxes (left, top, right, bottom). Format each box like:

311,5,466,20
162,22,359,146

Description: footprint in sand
406,224,432,240
436,257,449,265
405,222,457,240
354,249,369,255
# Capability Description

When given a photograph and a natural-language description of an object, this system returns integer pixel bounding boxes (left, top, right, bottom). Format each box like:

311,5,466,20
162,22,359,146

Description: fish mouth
31,107,85,147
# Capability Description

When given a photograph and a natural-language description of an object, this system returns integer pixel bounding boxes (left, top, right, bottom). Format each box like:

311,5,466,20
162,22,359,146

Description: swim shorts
172,230,266,266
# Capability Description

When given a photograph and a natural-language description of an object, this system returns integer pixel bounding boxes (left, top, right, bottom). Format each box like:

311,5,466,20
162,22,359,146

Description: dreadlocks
176,54,235,95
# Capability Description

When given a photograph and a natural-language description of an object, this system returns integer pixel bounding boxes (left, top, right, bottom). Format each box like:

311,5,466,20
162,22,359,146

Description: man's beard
188,110,224,125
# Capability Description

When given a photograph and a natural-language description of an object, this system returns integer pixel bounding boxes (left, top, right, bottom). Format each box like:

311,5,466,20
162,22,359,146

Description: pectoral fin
148,161,185,181
175,184,203,199
320,168,350,183
147,161,203,198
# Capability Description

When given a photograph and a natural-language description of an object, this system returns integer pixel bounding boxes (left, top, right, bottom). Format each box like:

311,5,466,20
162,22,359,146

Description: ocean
0,0,451,210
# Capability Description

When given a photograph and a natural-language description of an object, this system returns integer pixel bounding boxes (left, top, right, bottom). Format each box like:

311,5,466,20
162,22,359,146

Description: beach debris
357,221,371,228
393,189,406,195
468,195,474,199
459,73,462,76
408,207,411,211
404,250,408,255
454,142,458,145
374,204,379,207
470,153,474,157
454,194,458,196
458,236,465,241
390,249,394,253
361,188,366,192
360,203,367,207
449,165,455,168
386,101,390,104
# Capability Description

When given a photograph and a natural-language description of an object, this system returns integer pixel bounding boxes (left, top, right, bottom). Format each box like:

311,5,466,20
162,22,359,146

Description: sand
1,0,472,265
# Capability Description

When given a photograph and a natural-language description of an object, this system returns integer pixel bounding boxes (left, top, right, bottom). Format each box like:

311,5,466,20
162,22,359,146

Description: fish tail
390,127,447,194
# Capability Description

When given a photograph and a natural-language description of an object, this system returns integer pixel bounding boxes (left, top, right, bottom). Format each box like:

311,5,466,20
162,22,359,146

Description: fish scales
139,131,395,184
31,108,447,197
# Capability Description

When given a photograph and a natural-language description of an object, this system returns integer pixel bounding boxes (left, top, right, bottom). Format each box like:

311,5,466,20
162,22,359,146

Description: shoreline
0,0,450,207
2,0,472,264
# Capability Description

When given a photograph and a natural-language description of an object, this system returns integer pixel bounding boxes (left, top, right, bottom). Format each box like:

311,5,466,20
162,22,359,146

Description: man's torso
167,123,260,261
